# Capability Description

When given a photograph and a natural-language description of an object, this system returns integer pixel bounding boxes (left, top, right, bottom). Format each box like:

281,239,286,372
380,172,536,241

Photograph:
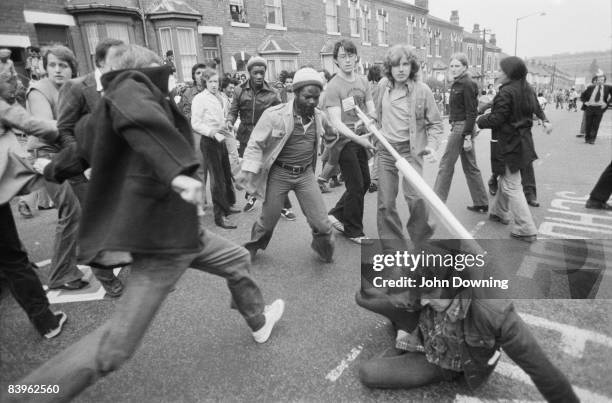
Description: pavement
1,108,611,402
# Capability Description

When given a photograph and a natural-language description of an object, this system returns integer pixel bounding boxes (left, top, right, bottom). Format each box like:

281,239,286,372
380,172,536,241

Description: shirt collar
95,68,103,92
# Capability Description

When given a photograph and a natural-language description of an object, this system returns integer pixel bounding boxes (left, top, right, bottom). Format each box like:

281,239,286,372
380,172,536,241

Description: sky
424,0,612,58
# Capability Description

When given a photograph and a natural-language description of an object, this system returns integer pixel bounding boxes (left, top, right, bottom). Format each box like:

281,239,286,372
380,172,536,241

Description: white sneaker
252,299,285,344
348,236,373,245
44,311,67,339
328,215,344,233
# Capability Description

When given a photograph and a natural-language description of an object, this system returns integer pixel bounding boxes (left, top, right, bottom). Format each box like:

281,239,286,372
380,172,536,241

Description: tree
589,59,600,76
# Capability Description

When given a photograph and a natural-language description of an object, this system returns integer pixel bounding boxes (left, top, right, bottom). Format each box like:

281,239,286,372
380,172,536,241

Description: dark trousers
329,142,370,238
590,161,612,203
201,136,236,222
239,140,291,209
0,204,56,334
521,161,537,201
584,107,605,143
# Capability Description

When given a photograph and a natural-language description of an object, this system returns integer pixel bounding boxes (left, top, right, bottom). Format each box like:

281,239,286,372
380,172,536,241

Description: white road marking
454,394,543,402
325,346,363,382
519,312,612,358
495,361,612,403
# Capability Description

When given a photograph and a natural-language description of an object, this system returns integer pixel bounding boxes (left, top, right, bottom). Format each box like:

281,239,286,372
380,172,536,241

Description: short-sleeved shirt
276,113,317,167
325,74,372,133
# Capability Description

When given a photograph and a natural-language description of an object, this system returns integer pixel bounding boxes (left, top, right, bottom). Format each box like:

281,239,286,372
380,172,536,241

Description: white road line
519,312,612,358
470,221,486,236
496,361,612,403
325,346,363,382
454,394,543,402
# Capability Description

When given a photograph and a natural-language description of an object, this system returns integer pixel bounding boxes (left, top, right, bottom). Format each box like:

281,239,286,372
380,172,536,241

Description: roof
258,36,301,55
427,14,462,30
148,0,200,16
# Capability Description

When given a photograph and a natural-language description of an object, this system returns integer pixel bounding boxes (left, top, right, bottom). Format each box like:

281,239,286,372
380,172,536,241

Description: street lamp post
514,12,546,56
480,28,491,87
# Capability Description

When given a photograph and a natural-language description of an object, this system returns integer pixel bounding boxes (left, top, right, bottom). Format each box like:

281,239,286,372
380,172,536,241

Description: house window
265,0,283,27
349,0,359,36
106,23,130,43
467,46,473,64
376,9,387,45
229,0,247,23
487,54,491,71
158,27,173,59
361,6,370,43
406,20,414,46
477,45,482,66
428,35,434,56
265,57,297,81
176,28,197,81
325,0,339,33
435,36,441,57
201,34,220,64
83,23,98,57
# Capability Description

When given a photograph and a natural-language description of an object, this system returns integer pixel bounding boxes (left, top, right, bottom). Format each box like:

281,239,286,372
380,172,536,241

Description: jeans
359,348,461,389
433,121,488,206
0,204,57,334
201,136,236,222
245,165,333,261
590,161,612,203
329,142,370,238
490,165,538,236
377,141,434,245
11,229,266,403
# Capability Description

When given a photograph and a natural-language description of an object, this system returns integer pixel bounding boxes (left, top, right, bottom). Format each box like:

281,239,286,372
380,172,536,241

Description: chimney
489,33,496,46
450,10,459,26
415,0,429,10
472,23,480,34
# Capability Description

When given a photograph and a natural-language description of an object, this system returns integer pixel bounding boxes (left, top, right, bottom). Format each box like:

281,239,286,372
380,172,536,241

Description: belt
274,160,310,174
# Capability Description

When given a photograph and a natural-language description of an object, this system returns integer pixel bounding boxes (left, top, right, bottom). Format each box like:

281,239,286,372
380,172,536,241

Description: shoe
17,201,33,218
317,178,331,193
587,141,595,145
215,216,237,229
488,177,498,196
243,197,257,212
280,208,297,221
585,199,611,210
576,134,585,137
228,206,241,214
489,214,510,225
510,233,537,243
527,199,540,207
328,215,345,233
348,236,374,245
368,183,378,193
50,279,89,291
467,205,488,213
101,277,124,298
252,299,285,343
43,311,67,339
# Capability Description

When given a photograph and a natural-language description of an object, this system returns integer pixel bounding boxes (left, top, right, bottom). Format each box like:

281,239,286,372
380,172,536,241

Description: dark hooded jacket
44,66,201,264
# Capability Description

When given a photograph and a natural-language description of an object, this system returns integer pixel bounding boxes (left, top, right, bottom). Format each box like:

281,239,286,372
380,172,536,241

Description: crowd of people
1,35,610,402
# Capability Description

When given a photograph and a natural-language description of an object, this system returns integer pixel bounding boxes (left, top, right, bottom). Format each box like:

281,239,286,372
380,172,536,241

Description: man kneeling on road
237,68,335,263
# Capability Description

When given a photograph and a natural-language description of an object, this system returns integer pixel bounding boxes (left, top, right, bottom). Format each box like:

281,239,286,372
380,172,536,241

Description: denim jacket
440,291,578,402
375,77,443,161
241,101,335,201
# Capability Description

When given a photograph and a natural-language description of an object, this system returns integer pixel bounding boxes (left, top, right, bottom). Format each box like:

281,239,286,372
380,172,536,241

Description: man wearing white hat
580,70,611,145
237,67,335,263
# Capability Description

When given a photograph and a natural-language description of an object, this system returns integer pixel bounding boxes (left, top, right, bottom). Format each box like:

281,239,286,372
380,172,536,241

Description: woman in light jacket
192,68,239,229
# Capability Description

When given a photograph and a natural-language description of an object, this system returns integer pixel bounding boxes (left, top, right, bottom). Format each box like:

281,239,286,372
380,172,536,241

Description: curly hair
41,45,78,78
383,44,420,83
